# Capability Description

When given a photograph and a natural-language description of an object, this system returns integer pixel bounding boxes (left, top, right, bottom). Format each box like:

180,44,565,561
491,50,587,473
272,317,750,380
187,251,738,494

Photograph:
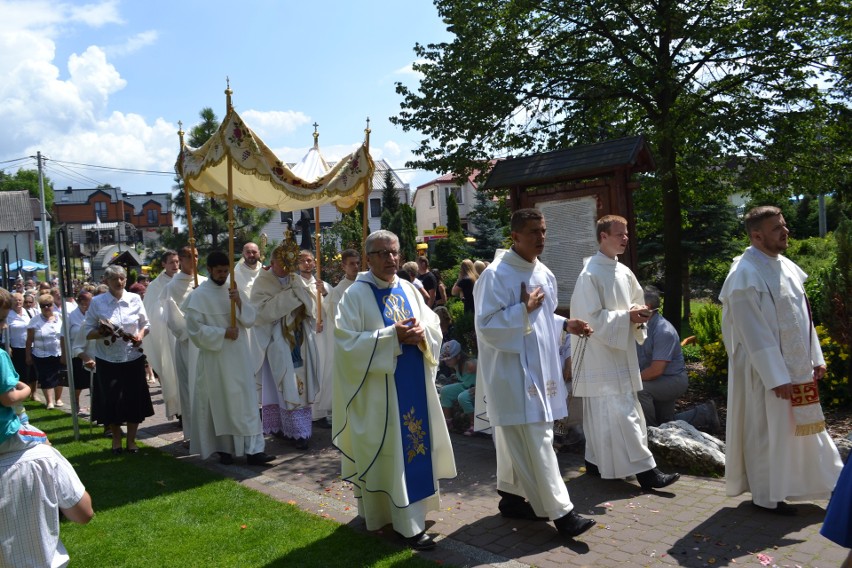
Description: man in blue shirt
637,286,719,431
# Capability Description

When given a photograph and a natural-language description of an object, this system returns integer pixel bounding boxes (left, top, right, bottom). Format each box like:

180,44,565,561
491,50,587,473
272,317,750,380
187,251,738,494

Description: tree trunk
659,134,683,335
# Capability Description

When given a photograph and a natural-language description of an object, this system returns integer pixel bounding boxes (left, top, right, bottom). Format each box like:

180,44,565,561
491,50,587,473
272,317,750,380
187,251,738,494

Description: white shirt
6,310,31,349
0,444,86,568
26,315,63,358
83,291,148,363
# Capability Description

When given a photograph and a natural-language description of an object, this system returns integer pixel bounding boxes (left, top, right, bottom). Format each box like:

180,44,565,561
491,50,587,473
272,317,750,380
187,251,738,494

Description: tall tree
0,169,55,210
467,188,506,261
391,0,848,331
173,107,273,253
446,192,462,234
380,168,402,230
398,204,418,262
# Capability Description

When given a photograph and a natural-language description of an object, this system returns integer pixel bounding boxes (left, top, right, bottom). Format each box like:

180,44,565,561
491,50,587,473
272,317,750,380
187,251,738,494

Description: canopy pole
314,207,322,330
225,81,236,327
362,117,371,266
178,122,199,288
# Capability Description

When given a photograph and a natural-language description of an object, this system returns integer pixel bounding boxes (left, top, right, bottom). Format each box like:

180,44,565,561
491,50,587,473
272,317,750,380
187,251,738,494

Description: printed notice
537,196,599,309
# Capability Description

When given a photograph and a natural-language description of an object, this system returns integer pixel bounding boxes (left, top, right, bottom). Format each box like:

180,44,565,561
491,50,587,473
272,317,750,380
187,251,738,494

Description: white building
412,172,479,241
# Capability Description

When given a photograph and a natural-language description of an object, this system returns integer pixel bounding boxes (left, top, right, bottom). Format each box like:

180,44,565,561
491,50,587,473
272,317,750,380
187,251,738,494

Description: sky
0,0,452,200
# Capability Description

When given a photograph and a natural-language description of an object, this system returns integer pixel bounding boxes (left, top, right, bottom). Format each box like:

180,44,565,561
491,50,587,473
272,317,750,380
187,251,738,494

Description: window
94,201,107,219
370,198,382,218
147,209,159,224
444,186,463,205
430,190,435,207
280,211,293,223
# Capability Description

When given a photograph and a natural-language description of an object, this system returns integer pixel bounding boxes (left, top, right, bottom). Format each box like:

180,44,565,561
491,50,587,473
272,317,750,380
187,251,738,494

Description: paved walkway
58,385,847,568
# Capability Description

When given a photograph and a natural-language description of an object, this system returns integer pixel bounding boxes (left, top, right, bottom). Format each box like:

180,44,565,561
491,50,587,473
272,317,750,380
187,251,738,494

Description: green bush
681,343,702,362
693,340,729,398
691,303,722,346
816,325,851,409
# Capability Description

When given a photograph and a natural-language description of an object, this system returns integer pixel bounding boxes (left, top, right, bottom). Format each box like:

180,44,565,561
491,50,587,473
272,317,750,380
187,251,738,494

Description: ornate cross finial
313,122,319,133
366,116,371,131
177,120,184,136
312,122,320,147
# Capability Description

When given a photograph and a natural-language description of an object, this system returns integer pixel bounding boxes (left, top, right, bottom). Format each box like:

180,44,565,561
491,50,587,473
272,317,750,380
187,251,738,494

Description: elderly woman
84,265,153,454
6,293,34,390
25,294,64,409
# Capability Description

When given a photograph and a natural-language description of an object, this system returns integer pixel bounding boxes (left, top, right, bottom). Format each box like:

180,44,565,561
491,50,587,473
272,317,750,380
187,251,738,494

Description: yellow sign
423,226,448,236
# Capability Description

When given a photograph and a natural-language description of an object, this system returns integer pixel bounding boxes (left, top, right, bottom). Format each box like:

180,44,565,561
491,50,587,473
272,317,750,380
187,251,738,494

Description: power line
41,157,175,176
43,161,107,187
0,156,33,166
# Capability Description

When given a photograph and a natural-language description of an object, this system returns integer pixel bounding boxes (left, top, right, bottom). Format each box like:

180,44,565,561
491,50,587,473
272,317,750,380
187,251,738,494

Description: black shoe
394,530,436,551
554,511,596,538
636,468,680,490
751,501,798,516
218,452,234,465
247,452,276,466
584,460,600,477
176,415,182,428
498,491,547,521
293,438,309,450
313,418,332,429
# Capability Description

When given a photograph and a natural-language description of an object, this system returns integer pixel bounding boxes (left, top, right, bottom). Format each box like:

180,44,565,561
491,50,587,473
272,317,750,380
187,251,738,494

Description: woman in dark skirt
84,265,152,454
61,290,95,413
25,294,64,409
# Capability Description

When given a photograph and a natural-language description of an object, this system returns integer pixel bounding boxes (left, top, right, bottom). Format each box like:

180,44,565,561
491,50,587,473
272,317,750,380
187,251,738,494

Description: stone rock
835,436,851,463
648,420,726,475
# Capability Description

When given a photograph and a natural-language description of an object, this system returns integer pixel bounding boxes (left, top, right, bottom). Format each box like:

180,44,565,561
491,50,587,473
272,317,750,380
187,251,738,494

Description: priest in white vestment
720,206,841,514
163,246,206,441
333,230,455,551
234,242,263,404
570,214,680,490
296,249,333,429
250,243,318,450
475,208,596,538
141,250,180,420
184,251,274,466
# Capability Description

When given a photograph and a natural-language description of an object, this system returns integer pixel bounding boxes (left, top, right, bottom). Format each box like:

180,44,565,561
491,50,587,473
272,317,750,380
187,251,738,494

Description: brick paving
57,384,847,568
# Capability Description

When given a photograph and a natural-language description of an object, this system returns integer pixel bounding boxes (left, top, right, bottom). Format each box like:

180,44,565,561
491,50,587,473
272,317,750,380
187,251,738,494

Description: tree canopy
392,0,850,330
0,168,55,211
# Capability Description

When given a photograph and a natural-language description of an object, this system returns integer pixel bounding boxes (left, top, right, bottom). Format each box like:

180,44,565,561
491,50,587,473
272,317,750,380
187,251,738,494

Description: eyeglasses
367,249,401,260
40,304,53,309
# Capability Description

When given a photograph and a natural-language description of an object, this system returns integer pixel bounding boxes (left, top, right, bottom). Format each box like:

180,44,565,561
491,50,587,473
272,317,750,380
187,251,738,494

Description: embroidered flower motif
546,380,558,397
402,407,427,463
527,384,538,397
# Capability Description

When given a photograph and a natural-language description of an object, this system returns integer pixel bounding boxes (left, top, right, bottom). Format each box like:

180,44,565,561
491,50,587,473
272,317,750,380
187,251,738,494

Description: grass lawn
28,405,445,568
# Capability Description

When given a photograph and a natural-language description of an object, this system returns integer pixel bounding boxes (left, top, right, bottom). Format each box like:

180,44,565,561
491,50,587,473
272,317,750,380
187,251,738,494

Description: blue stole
361,279,435,503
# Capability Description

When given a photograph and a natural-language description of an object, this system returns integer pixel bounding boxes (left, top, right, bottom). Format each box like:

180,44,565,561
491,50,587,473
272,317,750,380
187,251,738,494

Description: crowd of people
0,204,849,564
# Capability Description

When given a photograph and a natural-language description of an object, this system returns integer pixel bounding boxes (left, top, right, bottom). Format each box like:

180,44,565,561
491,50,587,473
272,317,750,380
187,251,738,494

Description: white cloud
241,110,311,142
105,30,158,57
68,46,126,110
0,0,122,35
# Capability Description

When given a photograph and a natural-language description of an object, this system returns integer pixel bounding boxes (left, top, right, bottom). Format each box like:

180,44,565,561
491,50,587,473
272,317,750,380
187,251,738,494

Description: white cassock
141,271,179,418
164,271,207,438
332,271,456,538
312,275,350,420
474,248,575,519
184,279,263,460
250,268,316,438
570,251,655,479
234,260,262,403
234,259,261,296
720,246,842,508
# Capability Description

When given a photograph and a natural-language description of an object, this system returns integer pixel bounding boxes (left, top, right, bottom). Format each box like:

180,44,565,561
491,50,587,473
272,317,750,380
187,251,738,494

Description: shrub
691,303,722,346
816,325,851,409
681,343,702,362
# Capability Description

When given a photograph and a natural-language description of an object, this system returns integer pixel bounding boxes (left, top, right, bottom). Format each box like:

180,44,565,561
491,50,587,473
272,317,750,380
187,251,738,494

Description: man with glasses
333,230,455,550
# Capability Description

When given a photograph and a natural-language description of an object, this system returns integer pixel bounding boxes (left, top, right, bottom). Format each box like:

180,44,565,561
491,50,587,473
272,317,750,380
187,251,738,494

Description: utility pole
37,151,51,282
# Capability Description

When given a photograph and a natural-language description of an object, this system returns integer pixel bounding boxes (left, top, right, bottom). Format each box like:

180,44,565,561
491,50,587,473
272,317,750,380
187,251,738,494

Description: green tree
173,107,273,253
379,169,401,231
467,188,505,260
817,218,852,393
446,192,462,234
398,204,418,263
391,0,848,332
0,169,55,211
